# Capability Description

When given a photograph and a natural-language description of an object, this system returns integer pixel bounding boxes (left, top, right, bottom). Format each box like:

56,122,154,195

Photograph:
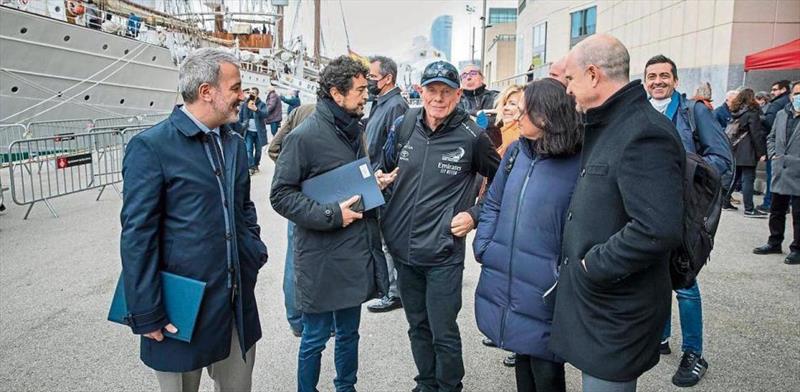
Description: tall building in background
516,0,800,103
431,15,453,61
484,7,518,88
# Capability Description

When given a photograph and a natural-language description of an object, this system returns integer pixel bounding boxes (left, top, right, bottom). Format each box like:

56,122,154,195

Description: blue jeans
244,131,260,169
298,306,361,392
269,121,281,136
762,160,772,208
662,281,703,354
284,221,303,333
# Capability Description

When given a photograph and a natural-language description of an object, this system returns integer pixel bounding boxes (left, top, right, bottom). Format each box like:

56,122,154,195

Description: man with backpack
380,60,500,392
644,55,733,387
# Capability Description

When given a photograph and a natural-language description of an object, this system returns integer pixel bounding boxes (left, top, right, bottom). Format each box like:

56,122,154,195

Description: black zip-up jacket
381,108,500,267
458,84,499,116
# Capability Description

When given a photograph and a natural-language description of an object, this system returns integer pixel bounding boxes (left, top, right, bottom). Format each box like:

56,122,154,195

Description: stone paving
0,159,797,391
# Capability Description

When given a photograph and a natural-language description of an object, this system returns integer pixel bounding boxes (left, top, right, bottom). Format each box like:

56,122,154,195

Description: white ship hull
0,5,180,124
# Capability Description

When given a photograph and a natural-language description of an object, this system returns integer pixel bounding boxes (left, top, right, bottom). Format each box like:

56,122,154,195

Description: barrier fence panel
93,115,142,129
26,118,95,139
7,130,125,219
137,112,170,126
1,124,27,167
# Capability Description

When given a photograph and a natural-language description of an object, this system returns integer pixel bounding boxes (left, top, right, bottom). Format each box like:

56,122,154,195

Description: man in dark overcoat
549,34,685,391
270,56,392,392
120,48,268,391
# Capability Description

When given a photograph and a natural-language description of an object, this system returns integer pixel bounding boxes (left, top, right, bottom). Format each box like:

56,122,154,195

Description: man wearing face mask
364,55,410,313
753,81,800,265
270,56,392,392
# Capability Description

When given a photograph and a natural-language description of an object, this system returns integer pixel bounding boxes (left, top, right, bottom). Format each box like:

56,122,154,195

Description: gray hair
573,34,630,83
755,91,771,100
369,55,398,84
179,48,239,103
726,90,739,99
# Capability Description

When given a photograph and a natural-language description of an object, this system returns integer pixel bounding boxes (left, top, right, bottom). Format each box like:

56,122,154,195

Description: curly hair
730,88,759,112
317,55,369,100
523,78,583,157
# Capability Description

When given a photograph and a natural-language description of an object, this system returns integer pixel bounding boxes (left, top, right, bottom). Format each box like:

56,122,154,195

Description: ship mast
313,0,321,65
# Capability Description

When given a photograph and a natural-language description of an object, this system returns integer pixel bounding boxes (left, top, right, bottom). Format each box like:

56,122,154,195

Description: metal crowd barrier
0,124,27,210
92,112,169,129
1,124,27,167
26,118,95,139
5,128,143,219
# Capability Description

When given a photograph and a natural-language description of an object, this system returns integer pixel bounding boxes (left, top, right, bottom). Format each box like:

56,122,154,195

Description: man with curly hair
270,55,393,392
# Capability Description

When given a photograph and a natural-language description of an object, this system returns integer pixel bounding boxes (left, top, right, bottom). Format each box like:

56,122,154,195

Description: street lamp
466,5,476,63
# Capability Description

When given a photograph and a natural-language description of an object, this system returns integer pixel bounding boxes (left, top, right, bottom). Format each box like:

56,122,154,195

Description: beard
213,97,240,124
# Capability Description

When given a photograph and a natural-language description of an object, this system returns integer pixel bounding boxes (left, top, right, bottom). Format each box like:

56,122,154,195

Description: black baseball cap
421,61,460,89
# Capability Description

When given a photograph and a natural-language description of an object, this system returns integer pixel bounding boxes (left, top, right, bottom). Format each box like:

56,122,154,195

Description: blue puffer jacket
473,139,580,361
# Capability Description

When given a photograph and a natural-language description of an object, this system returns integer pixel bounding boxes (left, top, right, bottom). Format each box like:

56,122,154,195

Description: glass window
532,22,547,67
570,6,597,47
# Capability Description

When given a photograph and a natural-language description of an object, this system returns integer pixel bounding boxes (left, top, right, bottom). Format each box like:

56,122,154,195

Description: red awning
744,39,800,71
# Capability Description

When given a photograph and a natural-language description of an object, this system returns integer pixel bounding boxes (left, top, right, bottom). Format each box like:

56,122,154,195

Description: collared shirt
181,105,223,159
787,109,799,141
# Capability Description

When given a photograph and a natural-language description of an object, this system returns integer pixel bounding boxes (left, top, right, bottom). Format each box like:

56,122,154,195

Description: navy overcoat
120,106,268,372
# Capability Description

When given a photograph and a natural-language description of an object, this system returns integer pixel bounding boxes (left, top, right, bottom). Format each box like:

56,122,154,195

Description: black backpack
383,107,422,171
669,99,729,290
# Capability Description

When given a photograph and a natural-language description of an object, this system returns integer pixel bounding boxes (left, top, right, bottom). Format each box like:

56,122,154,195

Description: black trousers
768,193,799,253
397,262,464,392
514,355,566,392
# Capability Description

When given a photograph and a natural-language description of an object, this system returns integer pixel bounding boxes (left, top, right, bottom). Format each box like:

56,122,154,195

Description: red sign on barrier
56,153,92,169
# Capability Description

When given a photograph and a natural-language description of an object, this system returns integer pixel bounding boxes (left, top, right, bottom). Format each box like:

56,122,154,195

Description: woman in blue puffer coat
473,78,582,392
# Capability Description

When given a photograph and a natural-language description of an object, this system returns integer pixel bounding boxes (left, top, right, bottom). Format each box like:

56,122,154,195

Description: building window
488,8,517,25
532,22,547,67
518,0,526,14
570,6,596,47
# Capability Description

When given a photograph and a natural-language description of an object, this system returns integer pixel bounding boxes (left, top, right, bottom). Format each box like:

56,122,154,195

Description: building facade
431,15,454,61
484,8,518,88
516,0,800,102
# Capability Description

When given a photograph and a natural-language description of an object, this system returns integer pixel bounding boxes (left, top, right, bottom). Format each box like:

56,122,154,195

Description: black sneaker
659,340,671,355
722,203,738,211
367,296,402,313
502,353,516,367
744,209,768,218
785,251,800,265
672,351,708,387
756,205,770,213
481,337,497,347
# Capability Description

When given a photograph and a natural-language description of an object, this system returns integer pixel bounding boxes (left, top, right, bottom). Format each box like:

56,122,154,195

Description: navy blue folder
108,271,206,343
301,157,385,211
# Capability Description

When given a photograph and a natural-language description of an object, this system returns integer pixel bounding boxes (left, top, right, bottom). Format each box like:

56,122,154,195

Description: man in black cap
380,60,500,392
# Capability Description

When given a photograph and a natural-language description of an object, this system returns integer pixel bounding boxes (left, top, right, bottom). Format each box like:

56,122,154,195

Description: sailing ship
0,0,325,125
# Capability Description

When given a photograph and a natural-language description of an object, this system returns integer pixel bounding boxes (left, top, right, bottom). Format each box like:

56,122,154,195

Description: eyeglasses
460,70,480,79
771,87,781,92
423,62,459,83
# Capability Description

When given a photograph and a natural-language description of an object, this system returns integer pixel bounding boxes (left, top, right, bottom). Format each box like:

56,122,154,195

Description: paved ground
0,159,798,392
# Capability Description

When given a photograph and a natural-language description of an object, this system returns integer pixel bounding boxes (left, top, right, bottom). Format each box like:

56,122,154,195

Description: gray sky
282,0,517,63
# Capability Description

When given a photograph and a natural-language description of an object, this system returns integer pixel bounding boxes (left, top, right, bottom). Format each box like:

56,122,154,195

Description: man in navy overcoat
120,48,268,392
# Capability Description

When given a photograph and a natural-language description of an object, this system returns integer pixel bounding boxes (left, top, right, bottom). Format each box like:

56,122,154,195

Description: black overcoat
270,101,389,313
549,81,685,382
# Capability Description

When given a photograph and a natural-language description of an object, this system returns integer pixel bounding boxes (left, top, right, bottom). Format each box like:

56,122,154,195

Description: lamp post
479,0,487,71
466,5,476,63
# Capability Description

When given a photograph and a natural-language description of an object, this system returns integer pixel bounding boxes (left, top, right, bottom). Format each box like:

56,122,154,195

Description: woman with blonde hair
487,85,524,157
